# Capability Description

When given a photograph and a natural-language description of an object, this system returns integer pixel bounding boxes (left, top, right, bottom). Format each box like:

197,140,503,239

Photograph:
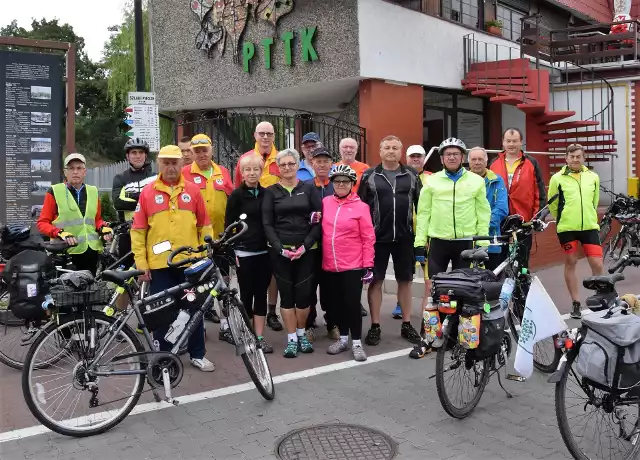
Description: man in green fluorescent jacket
548,143,603,320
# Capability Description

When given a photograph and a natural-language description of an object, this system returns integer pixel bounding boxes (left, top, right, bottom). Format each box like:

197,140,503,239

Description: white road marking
0,347,413,443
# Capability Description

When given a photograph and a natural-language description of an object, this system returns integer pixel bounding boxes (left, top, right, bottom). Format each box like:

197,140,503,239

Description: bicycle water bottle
165,310,190,344
499,278,516,311
422,297,441,344
41,294,54,311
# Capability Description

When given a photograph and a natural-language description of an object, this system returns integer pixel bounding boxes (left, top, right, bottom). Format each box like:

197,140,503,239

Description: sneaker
352,344,367,362
205,308,220,324
258,337,273,354
219,328,235,345
392,303,402,319
401,323,422,344
284,340,298,358
327,326,340,341
266,313,283,331
298,335,314,353
361,304,368,317
327,340,348,355
190,357,215,372
570,301,582,319
365,326,381,346
305,327,315,343
409,341,432,359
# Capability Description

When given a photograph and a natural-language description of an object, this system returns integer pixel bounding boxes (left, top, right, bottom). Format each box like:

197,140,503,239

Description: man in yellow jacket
548,143,603,319
182,134,236,342
132,145,215,372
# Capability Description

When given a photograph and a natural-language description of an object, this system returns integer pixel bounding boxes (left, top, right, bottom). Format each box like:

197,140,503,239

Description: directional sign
124,104,160,152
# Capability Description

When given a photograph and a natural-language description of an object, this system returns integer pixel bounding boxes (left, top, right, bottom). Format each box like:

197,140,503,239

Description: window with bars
442,0,479,28
497,3,526,42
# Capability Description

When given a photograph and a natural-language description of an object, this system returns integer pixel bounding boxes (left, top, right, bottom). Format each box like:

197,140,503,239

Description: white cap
64,153,86,166
406,145,426,156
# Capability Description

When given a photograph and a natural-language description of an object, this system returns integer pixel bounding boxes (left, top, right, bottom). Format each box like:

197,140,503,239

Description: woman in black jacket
262,148,322,358
225,154,273,353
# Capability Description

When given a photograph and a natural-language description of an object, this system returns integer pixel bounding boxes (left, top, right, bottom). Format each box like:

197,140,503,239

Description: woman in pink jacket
321,164,376,361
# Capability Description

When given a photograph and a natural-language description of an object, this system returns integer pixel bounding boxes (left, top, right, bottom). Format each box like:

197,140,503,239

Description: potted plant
486,19,503,36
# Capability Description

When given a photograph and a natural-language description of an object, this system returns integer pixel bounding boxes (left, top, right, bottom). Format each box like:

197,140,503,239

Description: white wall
502,105,526,142
358,0,520,89
550,83,631,198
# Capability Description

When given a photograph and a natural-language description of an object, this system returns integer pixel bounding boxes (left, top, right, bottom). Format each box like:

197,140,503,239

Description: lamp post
134,0,145,91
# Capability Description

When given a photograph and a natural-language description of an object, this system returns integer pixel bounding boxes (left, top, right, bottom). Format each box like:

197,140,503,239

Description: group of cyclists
32,122,606,364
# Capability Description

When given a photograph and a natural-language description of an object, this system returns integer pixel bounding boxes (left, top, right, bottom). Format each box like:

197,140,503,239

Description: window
442,0,479,28
387,0,423,12
497,4,526,42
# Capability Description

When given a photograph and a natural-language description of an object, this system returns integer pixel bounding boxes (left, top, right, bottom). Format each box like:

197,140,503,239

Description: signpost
125,91,160,152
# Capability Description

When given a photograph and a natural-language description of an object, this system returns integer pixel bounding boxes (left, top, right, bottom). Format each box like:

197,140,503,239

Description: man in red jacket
490,128,547,268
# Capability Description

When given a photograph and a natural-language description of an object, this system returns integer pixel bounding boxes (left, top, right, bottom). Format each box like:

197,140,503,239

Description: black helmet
124,138,150,154
1,224,31,244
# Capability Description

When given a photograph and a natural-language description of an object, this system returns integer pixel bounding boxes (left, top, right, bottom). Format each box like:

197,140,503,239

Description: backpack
432,268,503,306
576,308,640,390
3,249,54,321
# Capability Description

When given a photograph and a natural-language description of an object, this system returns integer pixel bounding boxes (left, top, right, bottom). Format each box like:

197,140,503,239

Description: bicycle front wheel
22,313,145,437
227,296,275,401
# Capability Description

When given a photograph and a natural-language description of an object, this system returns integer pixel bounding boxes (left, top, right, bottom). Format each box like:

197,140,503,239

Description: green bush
100,192,118,224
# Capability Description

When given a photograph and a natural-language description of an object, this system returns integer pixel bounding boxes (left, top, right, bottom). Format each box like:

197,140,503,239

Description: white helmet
438,138,466,155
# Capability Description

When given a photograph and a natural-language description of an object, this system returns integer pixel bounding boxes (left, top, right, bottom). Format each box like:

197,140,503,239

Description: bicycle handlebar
608,255,640,274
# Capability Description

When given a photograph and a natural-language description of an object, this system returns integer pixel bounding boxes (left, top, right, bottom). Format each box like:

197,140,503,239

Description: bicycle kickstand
162,368,179,406
496,370,513,399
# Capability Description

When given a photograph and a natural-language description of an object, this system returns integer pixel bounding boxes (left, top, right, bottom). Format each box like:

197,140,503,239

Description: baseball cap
302,132,321,144
311,147,332,158
157,145,183,159
64,153,86,166
190,133,212,147
406,145,426,156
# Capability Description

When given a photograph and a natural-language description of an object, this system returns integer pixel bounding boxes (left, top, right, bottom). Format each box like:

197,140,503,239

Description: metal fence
86,161,157,192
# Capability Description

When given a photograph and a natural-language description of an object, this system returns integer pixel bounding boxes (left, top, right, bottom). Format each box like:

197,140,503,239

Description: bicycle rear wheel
227,296,275,401
555,350,640,460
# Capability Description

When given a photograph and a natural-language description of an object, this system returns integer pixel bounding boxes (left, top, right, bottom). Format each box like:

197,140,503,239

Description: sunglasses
191,139,211,146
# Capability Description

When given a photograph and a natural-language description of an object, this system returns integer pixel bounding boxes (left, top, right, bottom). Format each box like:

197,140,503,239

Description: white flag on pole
514,276,568,378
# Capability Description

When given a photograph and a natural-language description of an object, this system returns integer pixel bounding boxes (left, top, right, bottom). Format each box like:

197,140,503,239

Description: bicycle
431,198,562,419
549,251,640,460
21,217,274,437
599,186,640,268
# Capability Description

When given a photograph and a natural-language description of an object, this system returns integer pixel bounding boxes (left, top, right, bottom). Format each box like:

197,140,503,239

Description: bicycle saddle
583,273,625,293
42,241,69,254
460,248,489,262
101,269,145,286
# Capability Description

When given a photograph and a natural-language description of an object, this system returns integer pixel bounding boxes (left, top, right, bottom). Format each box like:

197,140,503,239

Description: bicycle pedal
506,374,526,383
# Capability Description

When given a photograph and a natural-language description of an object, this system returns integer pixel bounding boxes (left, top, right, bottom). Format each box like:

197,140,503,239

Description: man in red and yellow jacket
234,121,280,188
131,144,215,372
490,127,547,268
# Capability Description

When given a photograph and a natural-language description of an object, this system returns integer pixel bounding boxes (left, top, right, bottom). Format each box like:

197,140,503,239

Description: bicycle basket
50,281,114,309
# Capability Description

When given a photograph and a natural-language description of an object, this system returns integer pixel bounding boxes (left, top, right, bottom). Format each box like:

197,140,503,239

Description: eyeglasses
443,152,462,158
256,132,274,137
278,162,297,169
333,179,352,185
190,139,211,146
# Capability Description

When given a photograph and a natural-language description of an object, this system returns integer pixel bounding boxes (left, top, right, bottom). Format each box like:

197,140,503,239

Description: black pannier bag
3,249,54,321
471,304,506,360
432,268,502,305
142,296,179,331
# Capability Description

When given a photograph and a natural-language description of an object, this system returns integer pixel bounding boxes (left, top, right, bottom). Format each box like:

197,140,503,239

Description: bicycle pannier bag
576,308,640,390
471,304,505,360
3,249,52,321
142,296,179,331
432,268,502,306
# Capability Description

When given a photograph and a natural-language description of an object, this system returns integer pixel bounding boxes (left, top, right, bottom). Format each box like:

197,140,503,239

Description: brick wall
553,0,611,23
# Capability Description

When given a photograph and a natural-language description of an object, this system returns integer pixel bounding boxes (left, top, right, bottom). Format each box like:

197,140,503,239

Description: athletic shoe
361,304,368,317
284,340,298,358
365,326,381,346
327,340,348,355
392,303,402,319
266,313,283,331
190,357,215,372
258,337,273,354
570,301,582,319
327,326,340,341
219,328,235,345
298,335,314,353
352,344,367,362
401,323,422,344
409,341,432,359
205,308,220,324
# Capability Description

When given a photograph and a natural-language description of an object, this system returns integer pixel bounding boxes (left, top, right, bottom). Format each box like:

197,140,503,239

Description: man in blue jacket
469,147,509,270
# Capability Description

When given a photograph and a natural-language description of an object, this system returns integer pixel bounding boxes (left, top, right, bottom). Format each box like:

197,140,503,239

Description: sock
296,328,305,337
257,335,263,340
220,318,229,331
340,335,348,344
352,339,362,347
371,323,380,329
288,333,298,342
268,304,276,314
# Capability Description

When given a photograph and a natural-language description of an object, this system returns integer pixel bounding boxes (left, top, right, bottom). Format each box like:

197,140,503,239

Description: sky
3,0,129,62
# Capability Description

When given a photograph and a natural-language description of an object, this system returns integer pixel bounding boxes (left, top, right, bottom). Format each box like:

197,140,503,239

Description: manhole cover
275,423,397,460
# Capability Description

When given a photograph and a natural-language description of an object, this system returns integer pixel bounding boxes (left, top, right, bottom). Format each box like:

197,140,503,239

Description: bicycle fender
548,354,567,383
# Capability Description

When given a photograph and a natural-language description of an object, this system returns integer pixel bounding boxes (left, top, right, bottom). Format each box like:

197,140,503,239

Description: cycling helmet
438,138,467,155
124,138,150,154
329,164,357,183
1,224,31,243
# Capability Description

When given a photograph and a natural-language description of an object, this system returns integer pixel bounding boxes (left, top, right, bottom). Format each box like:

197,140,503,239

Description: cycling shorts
557,230,602,257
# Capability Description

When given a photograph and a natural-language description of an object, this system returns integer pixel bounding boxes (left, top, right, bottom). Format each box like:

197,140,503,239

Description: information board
0,50,63,225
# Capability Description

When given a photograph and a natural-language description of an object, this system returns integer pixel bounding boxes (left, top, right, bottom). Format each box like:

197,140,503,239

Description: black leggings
427,238,473,278
270,249,316,309
324,270,364,340
236,253,272,317
307,255,332,329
